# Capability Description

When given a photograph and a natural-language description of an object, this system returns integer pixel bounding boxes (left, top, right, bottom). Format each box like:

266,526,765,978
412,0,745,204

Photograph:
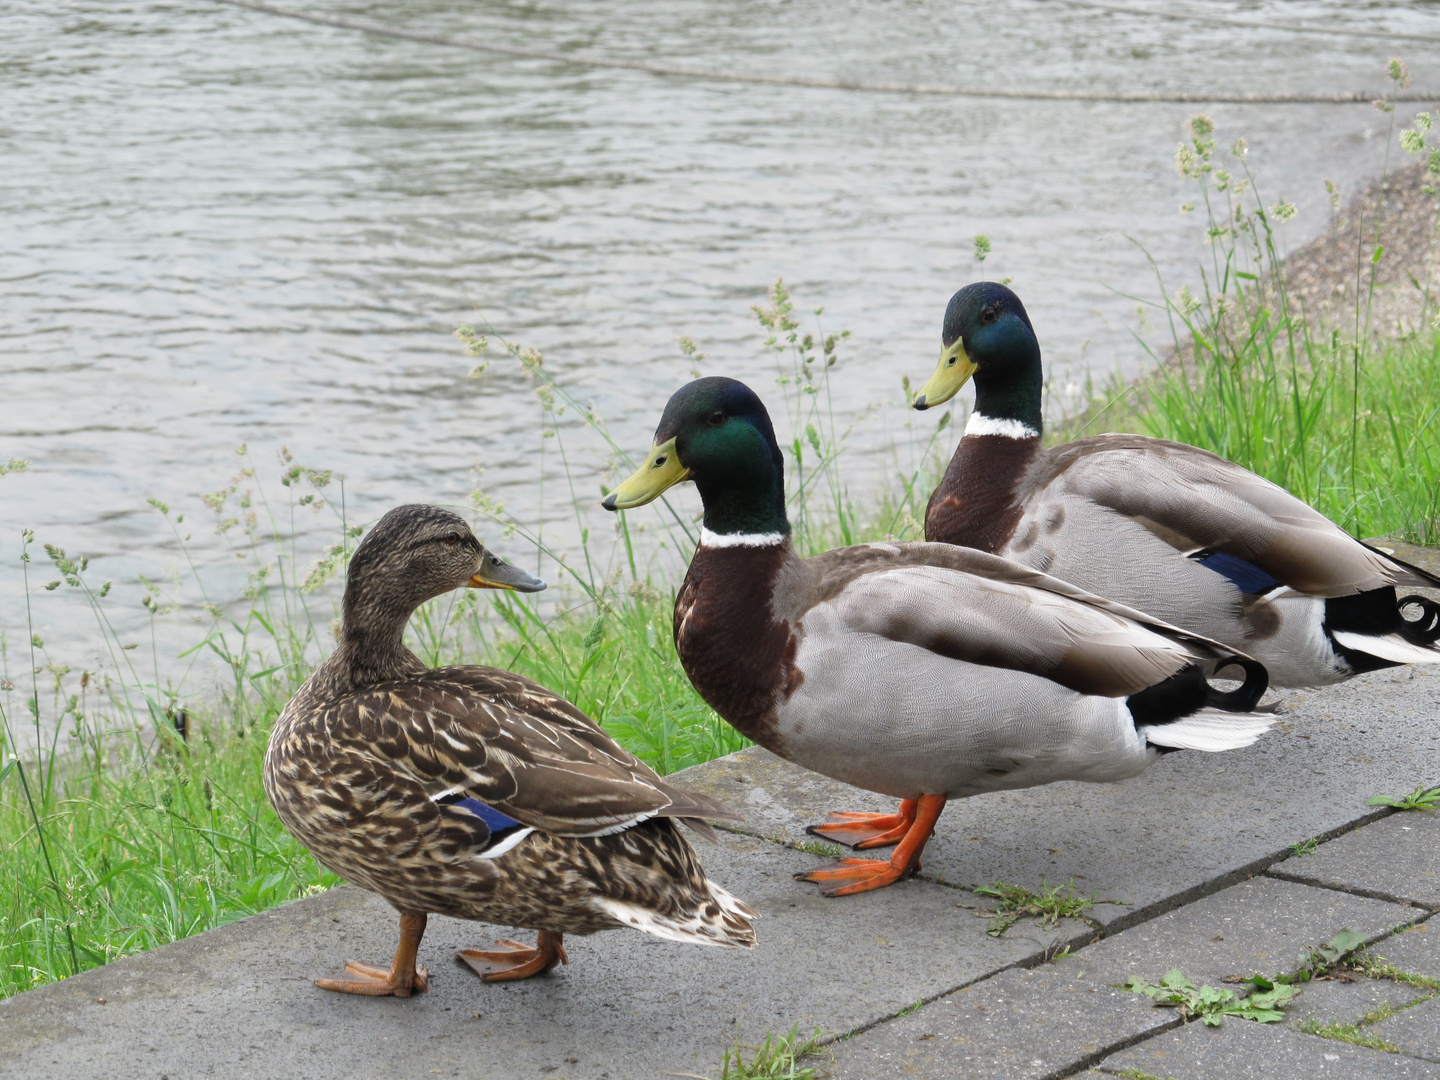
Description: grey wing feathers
336,666,741,836
1041,435,1432,596
825,561,1224,697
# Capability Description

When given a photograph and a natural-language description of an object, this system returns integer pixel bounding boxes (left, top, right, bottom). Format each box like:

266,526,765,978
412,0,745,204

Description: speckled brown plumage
263,505,753,994
267,665,750,936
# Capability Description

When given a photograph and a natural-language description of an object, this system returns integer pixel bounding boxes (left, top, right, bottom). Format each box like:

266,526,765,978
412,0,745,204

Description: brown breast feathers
925,435,1041,552
673,543,802,753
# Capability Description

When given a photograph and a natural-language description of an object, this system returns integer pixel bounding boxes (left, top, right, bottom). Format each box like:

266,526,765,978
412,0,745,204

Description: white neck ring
965,411,1039,439
699,527,788,549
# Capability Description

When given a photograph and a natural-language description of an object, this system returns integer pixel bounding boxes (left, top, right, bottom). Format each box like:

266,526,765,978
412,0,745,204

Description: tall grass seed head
1388,57,1411,89
1187,114,1216,157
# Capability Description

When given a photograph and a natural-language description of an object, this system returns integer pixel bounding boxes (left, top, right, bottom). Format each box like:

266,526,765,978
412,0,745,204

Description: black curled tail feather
1398,595,1440,646
1207,657,1268,712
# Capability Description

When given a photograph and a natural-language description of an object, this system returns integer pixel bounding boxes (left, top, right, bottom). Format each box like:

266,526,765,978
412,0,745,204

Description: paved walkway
2,548,1437,1079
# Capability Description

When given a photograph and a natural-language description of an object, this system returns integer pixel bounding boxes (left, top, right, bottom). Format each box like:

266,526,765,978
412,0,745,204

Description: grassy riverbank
4,109,1439,998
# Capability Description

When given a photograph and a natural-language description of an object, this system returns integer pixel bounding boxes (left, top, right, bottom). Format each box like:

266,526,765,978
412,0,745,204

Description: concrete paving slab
1271,811,1440,909
0,830,1079,1080
1371,920,1440,981
1376,996,1440,1064
1048,877,1418,990
819,964,1179,1080
1096,1018,1440,1079
680,667,1440,931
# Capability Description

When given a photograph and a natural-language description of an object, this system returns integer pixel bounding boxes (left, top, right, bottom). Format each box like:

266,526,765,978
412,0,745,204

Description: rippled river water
4,0,1439,722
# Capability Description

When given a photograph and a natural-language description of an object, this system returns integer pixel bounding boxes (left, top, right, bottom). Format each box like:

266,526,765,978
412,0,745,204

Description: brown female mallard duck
910,281,1440,687
264,504,753,997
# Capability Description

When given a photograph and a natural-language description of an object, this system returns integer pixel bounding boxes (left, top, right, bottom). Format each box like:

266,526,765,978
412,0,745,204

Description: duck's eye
442,532,463,547
980,305,1000,325
708,409,725,426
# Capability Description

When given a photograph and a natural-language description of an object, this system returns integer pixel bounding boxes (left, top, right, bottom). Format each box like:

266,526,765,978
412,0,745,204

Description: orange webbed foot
796,794,947,898
796,857,913,896
805,799,918,849
315,911,429,997
456,930,568,983
315,960,430,997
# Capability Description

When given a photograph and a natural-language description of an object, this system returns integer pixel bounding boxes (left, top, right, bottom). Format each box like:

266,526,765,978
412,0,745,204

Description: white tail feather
1139,709,1276,752
1332,630,1440,666
592,880,755,949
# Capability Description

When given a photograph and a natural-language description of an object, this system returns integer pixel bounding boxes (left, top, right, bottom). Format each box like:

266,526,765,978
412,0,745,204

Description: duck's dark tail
1131,656,1276,752
1397,595,1440,645
1326,586,1440,670
1206,656,1270,712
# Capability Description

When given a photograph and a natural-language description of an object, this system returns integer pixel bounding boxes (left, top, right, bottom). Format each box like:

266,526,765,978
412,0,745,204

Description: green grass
719,1025,826,1080
1296,1017,1401,1053
1350,950,1440,993
1296,995,1440,1054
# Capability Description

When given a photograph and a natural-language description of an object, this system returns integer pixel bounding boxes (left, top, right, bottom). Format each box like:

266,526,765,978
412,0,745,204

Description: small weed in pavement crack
1292,929,1371,982
972,880,1104,936
791,838,843,859
1347,951,1440,992
1124,969,1299,1027
718,1024,826,1080
1124,930,1376,1029
1366,786,1440,811
1297,1017,1401,1053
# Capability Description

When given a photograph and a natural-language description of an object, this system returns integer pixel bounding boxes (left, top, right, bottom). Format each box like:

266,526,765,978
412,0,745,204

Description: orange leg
315,911,430,997
796,794,946,897
456,930,569,983
806,798,918,849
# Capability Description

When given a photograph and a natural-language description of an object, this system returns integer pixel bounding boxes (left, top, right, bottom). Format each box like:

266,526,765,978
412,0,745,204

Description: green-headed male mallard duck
911,281,1440,688
601,377,1276,896
264,504,754,996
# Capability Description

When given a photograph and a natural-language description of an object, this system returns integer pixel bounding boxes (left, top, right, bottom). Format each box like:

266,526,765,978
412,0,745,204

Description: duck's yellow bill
601,437,690,510
912,338,977,410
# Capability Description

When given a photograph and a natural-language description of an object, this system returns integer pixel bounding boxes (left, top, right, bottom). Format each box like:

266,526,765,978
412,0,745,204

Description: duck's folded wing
826,563,1216,697
338,667,740,836
1042,435,1439,596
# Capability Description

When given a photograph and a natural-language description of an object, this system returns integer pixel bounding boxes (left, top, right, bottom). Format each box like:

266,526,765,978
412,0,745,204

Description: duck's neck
676,533,800,752
320,591,425,696
971,340,1044,440
693,461,791,542
925,410,1042,553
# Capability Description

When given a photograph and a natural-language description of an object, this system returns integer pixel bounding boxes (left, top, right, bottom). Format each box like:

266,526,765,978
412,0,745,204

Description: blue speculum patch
452,797,523,832
1193,550,1282,595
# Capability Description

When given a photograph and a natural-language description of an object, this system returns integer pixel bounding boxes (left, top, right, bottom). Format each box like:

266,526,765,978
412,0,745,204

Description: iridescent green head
601,377,789,537
912,282,1043,434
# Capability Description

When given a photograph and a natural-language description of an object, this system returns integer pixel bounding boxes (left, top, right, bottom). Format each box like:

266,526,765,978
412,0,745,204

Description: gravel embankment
1284,160,1439,336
